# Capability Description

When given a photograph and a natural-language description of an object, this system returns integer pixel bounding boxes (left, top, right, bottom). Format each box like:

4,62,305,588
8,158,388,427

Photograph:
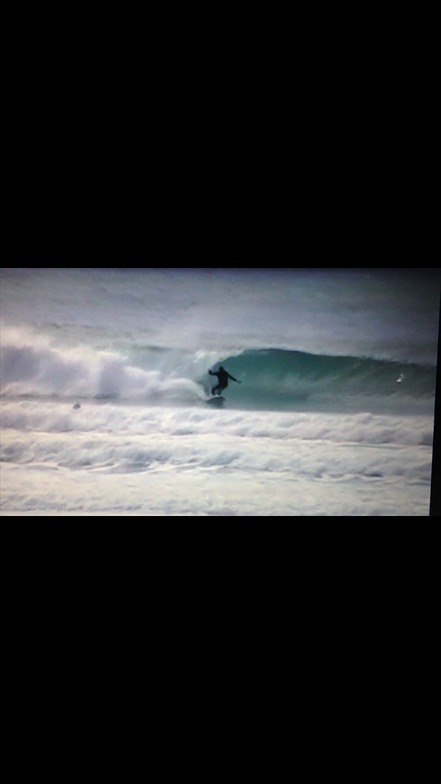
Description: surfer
209,366,241,396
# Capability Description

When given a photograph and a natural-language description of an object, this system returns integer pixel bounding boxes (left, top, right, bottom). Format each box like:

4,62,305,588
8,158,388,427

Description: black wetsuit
209,367,240,396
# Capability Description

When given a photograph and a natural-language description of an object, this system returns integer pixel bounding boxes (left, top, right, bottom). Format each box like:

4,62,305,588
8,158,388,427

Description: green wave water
204,349,437,413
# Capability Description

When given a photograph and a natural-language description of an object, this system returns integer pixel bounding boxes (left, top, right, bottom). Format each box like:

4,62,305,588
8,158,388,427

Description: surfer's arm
228,373,241,382
208,370,216,376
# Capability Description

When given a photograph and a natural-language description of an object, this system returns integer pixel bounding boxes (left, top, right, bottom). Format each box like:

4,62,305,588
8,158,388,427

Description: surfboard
206,396,225,406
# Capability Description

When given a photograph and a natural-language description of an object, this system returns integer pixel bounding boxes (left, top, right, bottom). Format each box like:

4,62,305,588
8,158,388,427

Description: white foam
0,325,204,402
1,398,434,446
0,400,434,515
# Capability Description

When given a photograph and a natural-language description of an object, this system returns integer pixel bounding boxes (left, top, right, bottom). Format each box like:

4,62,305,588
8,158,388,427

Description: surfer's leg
212,384,220,395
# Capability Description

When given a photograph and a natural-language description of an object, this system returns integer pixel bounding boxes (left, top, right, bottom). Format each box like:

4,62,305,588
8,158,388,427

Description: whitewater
1,267,439,516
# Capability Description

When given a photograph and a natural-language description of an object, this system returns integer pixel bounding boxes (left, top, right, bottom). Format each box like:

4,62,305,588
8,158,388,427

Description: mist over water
1,267,439,515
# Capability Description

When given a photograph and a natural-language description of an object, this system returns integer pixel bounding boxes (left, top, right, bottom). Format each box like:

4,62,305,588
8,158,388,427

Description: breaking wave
0,326,205,404
0,326,437,414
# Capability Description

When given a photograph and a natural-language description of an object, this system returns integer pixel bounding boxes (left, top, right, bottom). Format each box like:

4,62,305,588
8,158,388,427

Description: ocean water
0,267,439,516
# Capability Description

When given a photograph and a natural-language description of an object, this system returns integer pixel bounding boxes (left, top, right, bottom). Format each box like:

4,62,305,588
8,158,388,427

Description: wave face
209,348,437,413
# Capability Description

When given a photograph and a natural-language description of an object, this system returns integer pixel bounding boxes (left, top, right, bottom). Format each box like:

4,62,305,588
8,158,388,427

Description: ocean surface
1,267,439,515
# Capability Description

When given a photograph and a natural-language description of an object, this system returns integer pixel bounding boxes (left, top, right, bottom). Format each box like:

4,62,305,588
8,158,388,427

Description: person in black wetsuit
208,366,241,396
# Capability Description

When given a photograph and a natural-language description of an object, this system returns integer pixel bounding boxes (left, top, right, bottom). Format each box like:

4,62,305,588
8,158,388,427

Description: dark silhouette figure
209,366,241,396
